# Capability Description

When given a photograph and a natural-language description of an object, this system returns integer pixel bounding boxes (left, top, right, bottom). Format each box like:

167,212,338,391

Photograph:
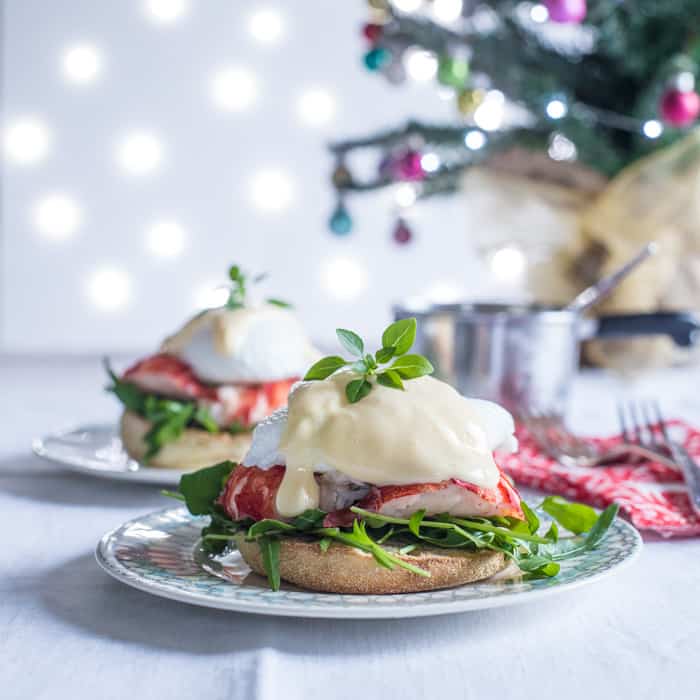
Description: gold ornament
457,88,486,115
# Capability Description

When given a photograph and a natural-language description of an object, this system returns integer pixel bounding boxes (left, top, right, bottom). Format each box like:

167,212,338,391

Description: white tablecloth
2,356,699,700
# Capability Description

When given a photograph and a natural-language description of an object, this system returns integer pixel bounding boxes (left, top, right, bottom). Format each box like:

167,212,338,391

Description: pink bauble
544,0,587,23
395,151,425,181
660,89,700,127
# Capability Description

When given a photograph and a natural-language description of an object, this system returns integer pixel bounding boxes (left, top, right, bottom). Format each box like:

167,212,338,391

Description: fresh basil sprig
224,264,292,310
303,318,433,403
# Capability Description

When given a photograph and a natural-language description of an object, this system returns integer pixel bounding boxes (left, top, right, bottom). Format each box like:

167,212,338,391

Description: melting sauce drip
274,373,515,517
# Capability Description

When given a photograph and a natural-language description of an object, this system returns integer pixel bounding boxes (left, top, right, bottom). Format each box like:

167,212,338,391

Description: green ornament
438,55,469,88
364,47,391,72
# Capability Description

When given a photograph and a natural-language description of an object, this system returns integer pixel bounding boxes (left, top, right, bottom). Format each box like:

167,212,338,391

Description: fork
521,409,677,469
619,399,700,514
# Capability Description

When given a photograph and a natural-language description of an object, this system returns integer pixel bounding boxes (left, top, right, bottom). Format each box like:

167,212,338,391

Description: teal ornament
363,47,391,71
329,204,353,235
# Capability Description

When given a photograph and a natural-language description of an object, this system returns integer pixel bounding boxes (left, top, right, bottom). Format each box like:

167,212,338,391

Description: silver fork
620,400,700,514
521,409,677,469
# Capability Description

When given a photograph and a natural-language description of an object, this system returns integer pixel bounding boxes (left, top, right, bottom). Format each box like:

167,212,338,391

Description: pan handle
593,312,700,347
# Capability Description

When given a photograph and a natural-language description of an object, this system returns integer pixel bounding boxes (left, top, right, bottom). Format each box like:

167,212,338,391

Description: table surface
2,355,699,700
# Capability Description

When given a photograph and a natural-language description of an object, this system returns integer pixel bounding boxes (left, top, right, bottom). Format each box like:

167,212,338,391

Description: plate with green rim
95,505,642,619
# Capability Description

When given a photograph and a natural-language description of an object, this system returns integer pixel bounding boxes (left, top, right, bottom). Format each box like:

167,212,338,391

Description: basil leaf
258,536,281,592
584,503,619,549
345,378,372,403
377,369,404,390
381,318,417,356
350,359,369,373
336,328,365,357
541,496,599,534
178,461,236,515
390,354,434,379
266,297,292,308
375,346,395,364
303,355,347,380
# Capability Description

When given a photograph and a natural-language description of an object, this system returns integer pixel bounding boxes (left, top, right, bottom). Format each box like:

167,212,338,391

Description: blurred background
1,0,492,354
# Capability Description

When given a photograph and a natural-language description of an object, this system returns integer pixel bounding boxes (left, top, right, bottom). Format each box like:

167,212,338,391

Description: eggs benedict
172,318,619,593
106,265,317,469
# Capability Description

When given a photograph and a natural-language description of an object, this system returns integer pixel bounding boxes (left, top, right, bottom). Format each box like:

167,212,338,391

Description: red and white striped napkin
499,420,700,538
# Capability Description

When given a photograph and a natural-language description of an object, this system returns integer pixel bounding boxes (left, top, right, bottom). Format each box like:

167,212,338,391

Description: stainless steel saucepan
394,302,700,416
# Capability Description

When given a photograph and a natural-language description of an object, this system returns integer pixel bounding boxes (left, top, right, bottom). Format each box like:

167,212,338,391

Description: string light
33,193,82,240
464,129,487,149
548,133,577,161
403,48,438,82
297,88,336,127
248,8,284,43
86,266,132,311
144,0,190,24
432,0,463,23
530,4,549,22
642,119,663,139
546,98,568,119
146,220,186,259
3,117,51,165
473,90,505,131
210,66,259,112
320,256,368,301
489,246,526,283
420,152,440,172
250,168,294,212
116,130,163,175
62,43,102,84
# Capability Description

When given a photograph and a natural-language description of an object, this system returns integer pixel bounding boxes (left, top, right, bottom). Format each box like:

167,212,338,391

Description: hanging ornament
394,150,425,181
437,55,469,88
332,162,353,188
383,57,407,85
362,23,384,43
363,46,392,71
457,87,485,115
367,0,390,9
544,0,587,24
392,218,413,245
660,88,700,127
329,203,353,235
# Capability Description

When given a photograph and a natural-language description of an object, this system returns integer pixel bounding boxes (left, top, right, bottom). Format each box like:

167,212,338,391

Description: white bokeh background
1,0,488,353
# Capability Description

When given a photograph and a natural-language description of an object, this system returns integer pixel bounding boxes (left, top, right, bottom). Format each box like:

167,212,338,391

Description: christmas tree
328,0,700,244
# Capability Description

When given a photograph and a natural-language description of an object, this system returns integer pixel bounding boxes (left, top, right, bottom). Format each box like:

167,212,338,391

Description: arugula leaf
390,354,434,379
584,504,619,549
248,519,296,538
381,318,417,356
304,356,347,380
336,328,364,357
258,536,281,591
409,509,425,537
319,537,332,553
541,496,599,534
178,461,236,516
520,500,540,535
291,509,326,530
376,369,404,390
228,421,252,436
346,378,372,403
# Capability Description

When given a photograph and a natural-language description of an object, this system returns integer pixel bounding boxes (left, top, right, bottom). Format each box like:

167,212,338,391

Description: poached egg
161,304,318,384
242,373,518,517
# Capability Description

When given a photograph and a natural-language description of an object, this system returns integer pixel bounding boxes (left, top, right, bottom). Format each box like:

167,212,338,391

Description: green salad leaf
166,461,621,591
303,318,433,403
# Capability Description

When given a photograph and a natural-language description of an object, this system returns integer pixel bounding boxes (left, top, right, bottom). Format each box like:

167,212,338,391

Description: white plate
96,506,643,619
33,423,183,485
